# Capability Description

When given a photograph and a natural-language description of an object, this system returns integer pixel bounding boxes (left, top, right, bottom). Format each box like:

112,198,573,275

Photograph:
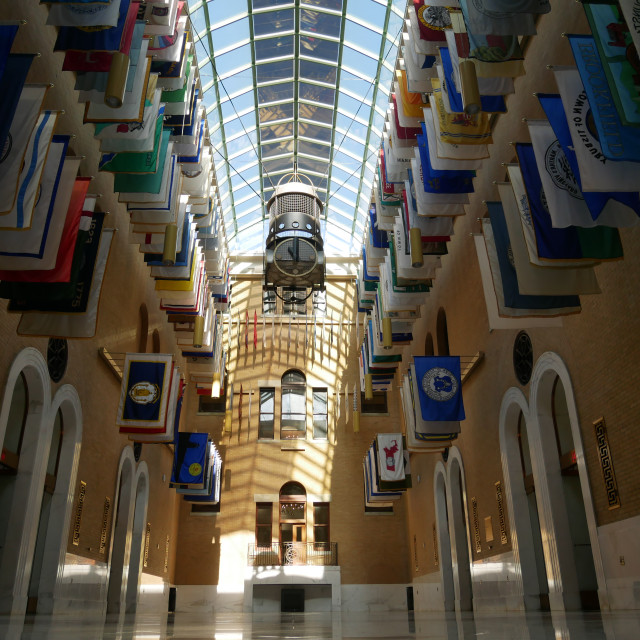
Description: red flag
245,311,249,349
0,178,90,283
413,2,451,43
253,310,258,349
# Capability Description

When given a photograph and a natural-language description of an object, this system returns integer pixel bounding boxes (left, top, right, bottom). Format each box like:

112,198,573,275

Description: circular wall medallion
47,338,68,383
513,331,533,385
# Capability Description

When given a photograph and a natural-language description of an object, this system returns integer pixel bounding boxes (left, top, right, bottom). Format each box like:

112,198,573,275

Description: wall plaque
495,481,508,545
471,497,481,554
594,417,621,510
143,523,151,568
432,523,439,567
72,481,87,546
99,497,111,553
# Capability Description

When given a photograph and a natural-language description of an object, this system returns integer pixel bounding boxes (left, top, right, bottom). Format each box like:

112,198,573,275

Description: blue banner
487,200,581,310
171,432,208,486
54,0,132,52
570,34,640,162
413,356,465,421
537,92,640,221
122,358,168,424
439,46,506,113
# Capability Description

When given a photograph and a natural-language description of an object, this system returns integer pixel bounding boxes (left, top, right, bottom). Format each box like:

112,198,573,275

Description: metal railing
248,542,338,566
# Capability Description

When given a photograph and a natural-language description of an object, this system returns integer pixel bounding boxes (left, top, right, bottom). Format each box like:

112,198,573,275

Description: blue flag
171,432,208,487
570,34,640,162
486,201,582,310
54,0,132,52
117,352,174,430
417,130,475,194
368,206,389,249
537,92,640,222
515,143,623,261
0,54,36,153
439,46,507,113
413,356,465,422
0,23,19,79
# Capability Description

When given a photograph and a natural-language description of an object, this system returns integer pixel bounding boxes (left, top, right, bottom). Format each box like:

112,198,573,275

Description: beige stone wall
403,0,640,584
0,2,183,584
174,278,411,586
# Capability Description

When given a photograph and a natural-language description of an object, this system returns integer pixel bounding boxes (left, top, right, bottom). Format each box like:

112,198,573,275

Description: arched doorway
529,353,605,611
424,333,434,356
436,309,450,356
433,462,454,611
0,348,52,615
107,447,136,614
498,388,548,611
125,463,149,613
33,385,83,615
279,481,306,565
447,448,473,611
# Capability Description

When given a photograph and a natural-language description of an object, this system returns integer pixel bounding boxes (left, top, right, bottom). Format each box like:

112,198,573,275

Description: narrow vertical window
259,388,275,439
313,503,329,548
256,503,273,547
312,388,328,440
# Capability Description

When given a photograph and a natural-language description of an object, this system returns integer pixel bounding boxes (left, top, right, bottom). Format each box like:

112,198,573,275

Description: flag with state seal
413,356,465,422
116,353,174,430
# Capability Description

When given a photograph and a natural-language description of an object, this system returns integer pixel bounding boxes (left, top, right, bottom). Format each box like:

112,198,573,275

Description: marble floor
2,610,640,640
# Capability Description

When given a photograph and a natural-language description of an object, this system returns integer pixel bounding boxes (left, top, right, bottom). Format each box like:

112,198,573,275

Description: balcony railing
248,542,338,566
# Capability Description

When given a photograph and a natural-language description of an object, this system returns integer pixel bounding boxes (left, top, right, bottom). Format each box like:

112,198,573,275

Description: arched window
137,304,149,353
281,370,306,440
436,308,450,356
279,482,307,563
425,333,435,356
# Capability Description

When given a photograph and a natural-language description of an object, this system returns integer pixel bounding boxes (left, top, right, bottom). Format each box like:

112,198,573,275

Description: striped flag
0,85,48,214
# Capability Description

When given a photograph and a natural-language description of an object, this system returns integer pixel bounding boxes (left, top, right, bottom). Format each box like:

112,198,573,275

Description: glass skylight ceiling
186,0,406,257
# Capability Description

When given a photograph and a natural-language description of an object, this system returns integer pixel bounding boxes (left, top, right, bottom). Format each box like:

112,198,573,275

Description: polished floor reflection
3,610,640,640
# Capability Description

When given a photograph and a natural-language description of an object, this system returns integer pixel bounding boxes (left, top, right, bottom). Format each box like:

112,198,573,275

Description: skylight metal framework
187,0,405,257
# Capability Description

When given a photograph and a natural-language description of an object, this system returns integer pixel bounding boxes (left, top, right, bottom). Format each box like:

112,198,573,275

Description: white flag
376,434,405,482
1,111,59,230
527,120,597,228
0,141,71,266
552,67,640,194
497,182,600,296
475,0,550,13
0,85,48,214
47,0,122,27
459,0,537,35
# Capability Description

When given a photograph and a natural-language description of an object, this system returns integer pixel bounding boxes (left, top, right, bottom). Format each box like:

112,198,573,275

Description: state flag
170,432,208,488
116,352,174,429
537,88,640,227
413,3,452,42
459,0,537,35
0,136,69,264
582,2,640,127
0,54,36,154
0,85,48,214
0,178,91,283
0,111,59,230
516,142,624,260
550,67,640,194
47,0,122,27
16,225,115,338
570,34,640,162
478,218,582,318
414,356,465,422
491,193,601,296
